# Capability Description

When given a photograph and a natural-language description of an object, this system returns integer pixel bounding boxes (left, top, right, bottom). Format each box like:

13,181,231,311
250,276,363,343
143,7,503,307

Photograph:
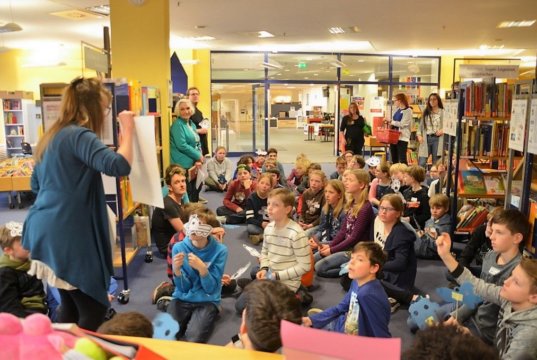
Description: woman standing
417,93,444,168
170,99,204,202
386,93,412,164
340,102,366,156
22,77,134,330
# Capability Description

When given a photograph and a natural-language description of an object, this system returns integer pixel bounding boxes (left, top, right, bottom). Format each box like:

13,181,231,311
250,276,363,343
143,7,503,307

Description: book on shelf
483,173,505,194
459,170,487,195
457,206,488,232
527,201,537,254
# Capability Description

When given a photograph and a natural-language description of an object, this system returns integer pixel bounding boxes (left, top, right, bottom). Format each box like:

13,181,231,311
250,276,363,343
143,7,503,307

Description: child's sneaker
388,297,400,313
249,234,263,245
156,296,173,312
307,308,323,316
216,215,227,224
152,281,174,304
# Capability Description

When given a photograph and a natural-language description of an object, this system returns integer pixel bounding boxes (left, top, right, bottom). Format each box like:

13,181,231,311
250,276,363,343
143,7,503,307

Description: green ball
74,338,107,360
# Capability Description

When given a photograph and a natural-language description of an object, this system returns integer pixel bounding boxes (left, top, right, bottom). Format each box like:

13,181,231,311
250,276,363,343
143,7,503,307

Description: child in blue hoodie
303,242,391,338
168,209,228,343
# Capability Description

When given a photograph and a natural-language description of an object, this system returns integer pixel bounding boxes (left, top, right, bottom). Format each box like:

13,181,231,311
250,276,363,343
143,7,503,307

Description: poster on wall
508,99,528,152
443,100,458,137
352,96,365,111
527,99,537,155
42,100,61,132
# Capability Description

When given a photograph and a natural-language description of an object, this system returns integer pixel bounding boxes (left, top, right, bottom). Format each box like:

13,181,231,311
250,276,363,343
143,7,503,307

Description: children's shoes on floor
248,234,263,245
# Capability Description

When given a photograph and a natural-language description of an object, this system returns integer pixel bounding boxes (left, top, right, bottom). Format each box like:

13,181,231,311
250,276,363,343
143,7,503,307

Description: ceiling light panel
328,27,345,34
497,20,536,28
258,31,274,38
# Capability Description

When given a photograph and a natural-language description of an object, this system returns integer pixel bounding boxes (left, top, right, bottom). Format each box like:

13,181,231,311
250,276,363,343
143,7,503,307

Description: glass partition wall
211,52,440,156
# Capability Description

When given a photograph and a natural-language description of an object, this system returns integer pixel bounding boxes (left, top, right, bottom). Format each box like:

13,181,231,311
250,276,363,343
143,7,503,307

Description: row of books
458,170,505,195
463,81,513,118
462,121,510,160
2,99,21,111
456,205,489,231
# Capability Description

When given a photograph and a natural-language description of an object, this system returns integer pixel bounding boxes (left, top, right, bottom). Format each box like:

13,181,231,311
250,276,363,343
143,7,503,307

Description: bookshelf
1,98,32,157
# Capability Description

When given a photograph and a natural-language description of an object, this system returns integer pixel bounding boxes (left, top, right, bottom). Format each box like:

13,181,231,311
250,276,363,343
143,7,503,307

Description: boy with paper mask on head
168,210,228,343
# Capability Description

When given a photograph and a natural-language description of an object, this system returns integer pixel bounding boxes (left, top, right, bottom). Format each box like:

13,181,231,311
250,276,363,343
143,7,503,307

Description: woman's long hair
35,77,110,162
346,102,360,125
423,93,444,118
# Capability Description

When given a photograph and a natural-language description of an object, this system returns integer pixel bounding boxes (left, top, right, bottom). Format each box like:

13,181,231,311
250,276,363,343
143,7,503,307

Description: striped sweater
260,220,311,292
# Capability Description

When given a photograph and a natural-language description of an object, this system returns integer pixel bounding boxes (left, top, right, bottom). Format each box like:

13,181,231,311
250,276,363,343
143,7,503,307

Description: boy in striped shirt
235,188,311,314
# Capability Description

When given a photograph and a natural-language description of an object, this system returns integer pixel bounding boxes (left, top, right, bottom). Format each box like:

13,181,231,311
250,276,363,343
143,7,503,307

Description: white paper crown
5,221,23,237
184,214,213,238
255,149,267,156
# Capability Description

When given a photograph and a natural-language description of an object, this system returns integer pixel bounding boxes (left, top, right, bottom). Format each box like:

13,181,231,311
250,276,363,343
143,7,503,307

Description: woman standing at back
22,77,134,331
340,102,366,156
417,93,444,167
386,93,412,164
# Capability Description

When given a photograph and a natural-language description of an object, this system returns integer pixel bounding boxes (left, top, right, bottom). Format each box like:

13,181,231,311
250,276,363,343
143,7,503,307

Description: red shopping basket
376,127,400,144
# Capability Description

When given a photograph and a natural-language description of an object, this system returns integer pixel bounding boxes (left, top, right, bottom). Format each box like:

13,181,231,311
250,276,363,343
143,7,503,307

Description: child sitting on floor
402,165,430,230
330,156,347,180
303,242,391,338
436,231,537,359
262,148,286,187
205,146,233,192
287,156,310,190
309,179,346,255
297,162,322,194
235,188,311,314
414,194,451,259
168,209,228,343
0,222,47,318
298,170,326,237
245,173,274,244
228,280,302,352
368,161,394,208
97,312,153,338
216,164,256,224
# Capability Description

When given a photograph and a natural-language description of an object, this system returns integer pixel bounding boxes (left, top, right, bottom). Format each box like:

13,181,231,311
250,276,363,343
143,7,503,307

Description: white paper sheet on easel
129,116,164,209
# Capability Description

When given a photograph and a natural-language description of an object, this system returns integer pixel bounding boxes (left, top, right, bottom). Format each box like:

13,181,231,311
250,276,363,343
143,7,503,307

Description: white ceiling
0,0,536,60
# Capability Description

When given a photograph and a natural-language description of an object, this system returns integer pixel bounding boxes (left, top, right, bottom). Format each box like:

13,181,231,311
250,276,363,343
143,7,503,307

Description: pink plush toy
0,313,78,360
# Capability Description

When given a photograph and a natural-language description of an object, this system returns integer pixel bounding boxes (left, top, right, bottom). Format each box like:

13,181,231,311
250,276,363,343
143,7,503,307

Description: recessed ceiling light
85,5,110,16
349,26,361,33
498,20,535,28
328,27,345,34
258,31,274,38
480,44,504,50
195,25,207,29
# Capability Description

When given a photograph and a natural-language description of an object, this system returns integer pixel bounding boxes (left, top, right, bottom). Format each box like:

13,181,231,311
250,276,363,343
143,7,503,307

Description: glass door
212,83,266,155
252,84,267,151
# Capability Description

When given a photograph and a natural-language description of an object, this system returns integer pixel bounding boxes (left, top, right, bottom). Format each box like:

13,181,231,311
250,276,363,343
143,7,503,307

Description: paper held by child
242,244,261,258
231,262,252,280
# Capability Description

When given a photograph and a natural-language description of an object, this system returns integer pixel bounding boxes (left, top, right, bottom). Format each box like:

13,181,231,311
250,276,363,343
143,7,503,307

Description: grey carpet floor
0,160,449,351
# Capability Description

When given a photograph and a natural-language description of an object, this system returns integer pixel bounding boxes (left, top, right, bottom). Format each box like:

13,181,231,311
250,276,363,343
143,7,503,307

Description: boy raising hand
436,232,537,359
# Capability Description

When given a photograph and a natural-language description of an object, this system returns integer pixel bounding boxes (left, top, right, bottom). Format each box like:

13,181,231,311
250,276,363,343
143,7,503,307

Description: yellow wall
110,0,171,167
0,48,87,98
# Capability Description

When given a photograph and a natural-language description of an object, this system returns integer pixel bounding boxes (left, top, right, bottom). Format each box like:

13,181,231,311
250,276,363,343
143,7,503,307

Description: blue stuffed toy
152,312,180,340
407,297,442,332
436,282,482,310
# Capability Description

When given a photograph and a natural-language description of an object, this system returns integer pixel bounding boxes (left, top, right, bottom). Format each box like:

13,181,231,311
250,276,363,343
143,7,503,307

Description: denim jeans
427,134,440,165
167,299,218,343
314,251,350,278
304,225,319,238
247,224,263,235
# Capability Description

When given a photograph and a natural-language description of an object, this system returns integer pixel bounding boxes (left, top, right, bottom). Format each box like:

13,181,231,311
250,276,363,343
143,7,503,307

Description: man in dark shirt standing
188,87,209,156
